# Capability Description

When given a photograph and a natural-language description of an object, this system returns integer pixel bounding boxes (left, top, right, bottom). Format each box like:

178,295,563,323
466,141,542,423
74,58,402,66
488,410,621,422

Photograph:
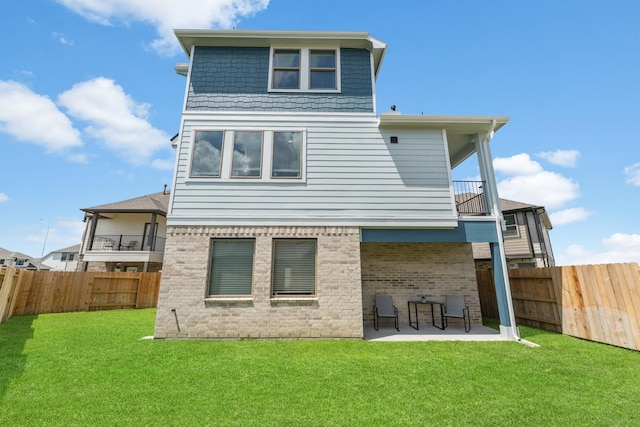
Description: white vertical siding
169,112,458,226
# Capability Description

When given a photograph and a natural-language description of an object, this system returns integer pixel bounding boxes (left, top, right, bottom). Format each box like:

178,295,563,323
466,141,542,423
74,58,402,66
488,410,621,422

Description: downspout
480,122,521,342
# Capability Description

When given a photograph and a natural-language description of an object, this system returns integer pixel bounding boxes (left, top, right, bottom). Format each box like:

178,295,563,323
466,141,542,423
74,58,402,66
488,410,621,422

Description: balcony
453,181,489,216
90,235,166,252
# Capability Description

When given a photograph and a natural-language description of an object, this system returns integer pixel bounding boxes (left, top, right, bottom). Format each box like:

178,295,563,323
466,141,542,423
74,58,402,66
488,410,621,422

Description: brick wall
154,226,363,339
361,242,482,327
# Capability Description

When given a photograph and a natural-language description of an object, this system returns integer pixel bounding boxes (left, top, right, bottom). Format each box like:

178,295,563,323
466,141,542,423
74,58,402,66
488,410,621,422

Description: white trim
181,110,378,120
268,46,341,93
441,128,458,217
503,213,519,238
167,216,460,228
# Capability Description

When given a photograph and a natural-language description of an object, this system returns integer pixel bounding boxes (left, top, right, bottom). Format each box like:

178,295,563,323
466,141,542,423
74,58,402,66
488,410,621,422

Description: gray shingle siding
186,47,373,112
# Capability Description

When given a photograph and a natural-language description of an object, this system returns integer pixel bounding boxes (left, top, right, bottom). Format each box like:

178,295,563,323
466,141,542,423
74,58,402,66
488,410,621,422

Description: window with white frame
272,131,302,178
208,239,255,296
190,131,224,177
269,47,339,92
272,239,317,296
503,214,519,237
231,131,263,177
188,129,304,182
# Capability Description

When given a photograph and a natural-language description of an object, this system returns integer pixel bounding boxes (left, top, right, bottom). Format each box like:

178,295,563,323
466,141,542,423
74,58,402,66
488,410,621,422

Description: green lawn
1,310,639,426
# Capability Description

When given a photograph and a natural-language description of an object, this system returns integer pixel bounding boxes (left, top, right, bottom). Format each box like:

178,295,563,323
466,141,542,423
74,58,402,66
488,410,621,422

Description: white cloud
494,153,543,176
494,153,579,209
53,32,74,45
549,207,592,225
25,217,86,258
0,193,8,202
57,77,170,165
55,0,270,56
537,149,580,167
151,158,175,170
0,80,82,151
557,233,640,266
624,162,640,186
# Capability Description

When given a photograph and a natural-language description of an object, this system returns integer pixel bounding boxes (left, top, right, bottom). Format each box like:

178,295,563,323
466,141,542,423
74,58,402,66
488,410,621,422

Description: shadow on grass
0,315,36,401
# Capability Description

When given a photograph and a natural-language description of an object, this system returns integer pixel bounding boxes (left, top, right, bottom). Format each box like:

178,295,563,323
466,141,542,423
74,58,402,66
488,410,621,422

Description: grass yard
1,309,639,426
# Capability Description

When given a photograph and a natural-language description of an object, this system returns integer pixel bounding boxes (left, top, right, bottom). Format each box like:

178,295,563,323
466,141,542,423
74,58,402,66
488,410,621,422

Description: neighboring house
40,244,81,271
154,30,519,340
473,199,555,269
0,247,42,270
78,190,169,272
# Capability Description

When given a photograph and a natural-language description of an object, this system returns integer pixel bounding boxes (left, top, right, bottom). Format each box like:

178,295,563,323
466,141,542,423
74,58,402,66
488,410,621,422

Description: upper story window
231,131,263,178
188,129,306,182
269,47,340,92
503,213,519,238
190,131,224,177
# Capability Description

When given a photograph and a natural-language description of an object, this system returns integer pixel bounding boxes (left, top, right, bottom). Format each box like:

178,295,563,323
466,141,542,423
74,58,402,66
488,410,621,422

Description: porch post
475,131,519,340
146,213,157,251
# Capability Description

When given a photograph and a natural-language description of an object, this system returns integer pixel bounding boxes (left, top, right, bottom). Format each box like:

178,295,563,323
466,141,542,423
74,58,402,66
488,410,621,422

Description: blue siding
186,47,373,112
360,220,500,243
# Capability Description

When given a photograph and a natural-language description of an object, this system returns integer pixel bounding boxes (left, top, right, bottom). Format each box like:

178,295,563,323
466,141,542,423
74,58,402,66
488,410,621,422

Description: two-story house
473,198,554,269
0,247,41,270
39,244,81,271
78,190,169,272
154,30,519,340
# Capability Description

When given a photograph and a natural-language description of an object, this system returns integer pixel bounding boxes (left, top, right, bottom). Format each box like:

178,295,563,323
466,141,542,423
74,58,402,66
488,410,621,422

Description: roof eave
174,29,387,79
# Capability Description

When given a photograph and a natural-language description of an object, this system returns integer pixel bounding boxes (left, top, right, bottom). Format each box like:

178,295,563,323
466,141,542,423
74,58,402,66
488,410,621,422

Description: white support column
474,132,520,340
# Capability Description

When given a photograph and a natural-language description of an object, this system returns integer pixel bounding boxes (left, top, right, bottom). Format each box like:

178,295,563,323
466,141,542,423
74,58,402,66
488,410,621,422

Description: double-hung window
272,239,317,296
503,214,518,238
309,50,337,89
208,239,255,296
270,47,339,92
272,49,300,89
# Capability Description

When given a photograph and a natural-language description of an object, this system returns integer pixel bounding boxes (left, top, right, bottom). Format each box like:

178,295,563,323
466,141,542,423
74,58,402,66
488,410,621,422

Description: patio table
408,300,445,330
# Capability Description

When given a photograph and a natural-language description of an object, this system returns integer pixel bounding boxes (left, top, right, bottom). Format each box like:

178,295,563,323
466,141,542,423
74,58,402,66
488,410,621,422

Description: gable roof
81,191,170,215
0,246,34,260
499,198,552,229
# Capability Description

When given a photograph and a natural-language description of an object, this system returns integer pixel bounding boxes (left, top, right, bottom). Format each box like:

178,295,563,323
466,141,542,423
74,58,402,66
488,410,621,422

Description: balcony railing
91,235,166,252
453,181,489,216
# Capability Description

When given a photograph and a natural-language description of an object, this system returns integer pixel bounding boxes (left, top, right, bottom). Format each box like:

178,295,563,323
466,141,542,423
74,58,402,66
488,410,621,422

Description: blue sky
1,0,639,265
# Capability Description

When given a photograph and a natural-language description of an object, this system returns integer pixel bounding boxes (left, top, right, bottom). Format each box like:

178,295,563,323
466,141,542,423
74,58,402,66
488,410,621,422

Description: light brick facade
154,225,363,339
361,242,482,328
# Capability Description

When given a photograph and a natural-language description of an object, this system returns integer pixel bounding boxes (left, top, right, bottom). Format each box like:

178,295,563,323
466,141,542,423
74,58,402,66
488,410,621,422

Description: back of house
154,30,517,340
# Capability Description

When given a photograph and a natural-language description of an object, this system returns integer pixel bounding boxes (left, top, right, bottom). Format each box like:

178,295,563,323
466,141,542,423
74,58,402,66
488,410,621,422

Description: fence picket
477,262,640,351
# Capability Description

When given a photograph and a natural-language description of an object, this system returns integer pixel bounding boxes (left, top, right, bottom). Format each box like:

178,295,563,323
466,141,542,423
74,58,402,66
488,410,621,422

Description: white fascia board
378,113,509,133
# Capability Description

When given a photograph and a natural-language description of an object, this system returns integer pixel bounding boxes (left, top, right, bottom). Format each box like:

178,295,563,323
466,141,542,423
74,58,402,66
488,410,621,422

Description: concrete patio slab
363,324,508,342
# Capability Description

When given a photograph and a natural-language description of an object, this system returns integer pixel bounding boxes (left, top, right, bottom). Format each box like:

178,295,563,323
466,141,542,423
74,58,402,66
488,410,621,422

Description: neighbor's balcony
90,235,166,252
453,181,489,216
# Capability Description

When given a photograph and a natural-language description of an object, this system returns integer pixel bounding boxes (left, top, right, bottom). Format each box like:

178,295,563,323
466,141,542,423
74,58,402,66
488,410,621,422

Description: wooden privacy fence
0,267,161,323
477,263,640,351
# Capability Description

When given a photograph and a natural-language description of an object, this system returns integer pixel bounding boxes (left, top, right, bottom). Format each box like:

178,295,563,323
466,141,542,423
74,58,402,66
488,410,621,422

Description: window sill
204,297,253,303
270,297,318,306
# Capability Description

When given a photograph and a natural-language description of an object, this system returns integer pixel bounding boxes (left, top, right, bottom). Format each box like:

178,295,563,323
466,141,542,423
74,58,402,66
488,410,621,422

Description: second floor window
190,131,224,177
503,213,519,237
270,47,339,92
272,49,300,89
189,129,305,182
